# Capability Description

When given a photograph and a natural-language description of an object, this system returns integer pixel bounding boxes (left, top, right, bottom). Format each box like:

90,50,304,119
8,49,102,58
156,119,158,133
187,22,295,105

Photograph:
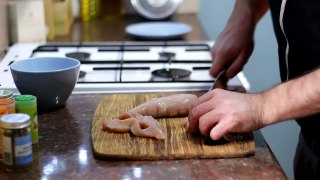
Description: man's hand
187,89,264,140
210,0,269,78
210,22,254,79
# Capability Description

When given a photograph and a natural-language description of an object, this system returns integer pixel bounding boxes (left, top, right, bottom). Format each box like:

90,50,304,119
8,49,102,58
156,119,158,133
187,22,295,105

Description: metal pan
130,0,182,20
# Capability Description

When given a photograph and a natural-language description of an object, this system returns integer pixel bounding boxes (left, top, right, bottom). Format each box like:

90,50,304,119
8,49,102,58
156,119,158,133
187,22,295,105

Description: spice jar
0,113,33,172
0,98,16,114
15,95,38,144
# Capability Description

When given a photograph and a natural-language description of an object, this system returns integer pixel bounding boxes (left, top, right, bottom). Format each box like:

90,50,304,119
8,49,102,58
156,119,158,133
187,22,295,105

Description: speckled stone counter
0,94,286,179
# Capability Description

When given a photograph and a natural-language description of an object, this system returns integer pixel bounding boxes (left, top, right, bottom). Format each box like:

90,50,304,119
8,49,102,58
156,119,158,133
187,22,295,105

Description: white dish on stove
125,22,192,40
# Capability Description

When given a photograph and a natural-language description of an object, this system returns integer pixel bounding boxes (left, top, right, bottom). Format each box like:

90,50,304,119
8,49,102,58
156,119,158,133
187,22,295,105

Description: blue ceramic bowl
10,57,80,111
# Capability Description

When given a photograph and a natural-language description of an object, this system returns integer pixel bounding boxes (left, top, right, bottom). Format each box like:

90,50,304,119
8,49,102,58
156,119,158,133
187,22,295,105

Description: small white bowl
10,57,80,111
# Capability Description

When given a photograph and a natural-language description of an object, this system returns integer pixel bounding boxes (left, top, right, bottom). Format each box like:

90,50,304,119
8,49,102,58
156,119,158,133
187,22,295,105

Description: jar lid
0,89,13,99
0,113,31,129
15,95,36,102
15,95,37,108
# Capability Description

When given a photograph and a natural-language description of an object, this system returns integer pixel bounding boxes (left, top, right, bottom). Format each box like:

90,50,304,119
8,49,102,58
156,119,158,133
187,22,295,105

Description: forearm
261,68,320,126
229,0,269,27
252,0,269,24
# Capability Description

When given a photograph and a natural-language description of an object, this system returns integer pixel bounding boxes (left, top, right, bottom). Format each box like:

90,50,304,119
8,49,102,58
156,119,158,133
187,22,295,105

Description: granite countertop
0,94,286,179
0,14,286,179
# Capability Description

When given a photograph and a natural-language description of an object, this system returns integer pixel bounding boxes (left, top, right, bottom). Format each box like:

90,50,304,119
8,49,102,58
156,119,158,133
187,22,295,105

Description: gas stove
0,41,249,94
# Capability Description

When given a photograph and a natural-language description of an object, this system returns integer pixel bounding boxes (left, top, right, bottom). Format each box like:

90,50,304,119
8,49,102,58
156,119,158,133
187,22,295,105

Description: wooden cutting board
91,93,255,160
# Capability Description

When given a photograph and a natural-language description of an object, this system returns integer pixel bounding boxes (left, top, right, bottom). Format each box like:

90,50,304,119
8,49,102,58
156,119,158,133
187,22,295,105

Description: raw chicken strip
130,117,165,140
128,94,198,118
127,113,165,140
102,118,136,133
129,113,162,128
102,113,165,140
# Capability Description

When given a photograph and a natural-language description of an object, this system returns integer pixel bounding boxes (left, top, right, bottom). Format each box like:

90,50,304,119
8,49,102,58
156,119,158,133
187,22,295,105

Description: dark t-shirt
268,0,320,141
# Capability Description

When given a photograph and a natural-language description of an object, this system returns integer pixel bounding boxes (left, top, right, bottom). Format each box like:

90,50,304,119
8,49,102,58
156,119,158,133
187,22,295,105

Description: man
187,0,320,178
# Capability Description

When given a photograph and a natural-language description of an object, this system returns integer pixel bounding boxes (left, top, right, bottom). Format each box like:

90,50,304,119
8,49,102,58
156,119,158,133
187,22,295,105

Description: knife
209,69,228,91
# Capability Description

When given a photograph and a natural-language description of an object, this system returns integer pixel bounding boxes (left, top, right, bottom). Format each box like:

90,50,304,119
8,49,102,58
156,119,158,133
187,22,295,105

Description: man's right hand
210,19,255,79
209,0,269,78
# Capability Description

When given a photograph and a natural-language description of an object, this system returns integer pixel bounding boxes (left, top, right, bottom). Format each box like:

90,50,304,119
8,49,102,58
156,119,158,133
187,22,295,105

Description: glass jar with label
0,113,33,172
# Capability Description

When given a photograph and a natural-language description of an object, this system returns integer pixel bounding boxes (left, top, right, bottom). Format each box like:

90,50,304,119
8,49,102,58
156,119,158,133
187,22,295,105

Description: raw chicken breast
128,94,198,118
102,113,165,140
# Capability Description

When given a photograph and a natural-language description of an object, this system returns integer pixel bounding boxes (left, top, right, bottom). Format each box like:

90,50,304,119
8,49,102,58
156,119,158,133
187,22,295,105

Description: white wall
198,0,300,179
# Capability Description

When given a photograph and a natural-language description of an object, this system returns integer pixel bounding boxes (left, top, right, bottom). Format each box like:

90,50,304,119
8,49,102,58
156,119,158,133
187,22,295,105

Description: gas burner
79,70,87,78
159,52,176,60
152,68,191,79
66,52,90,62
66,52,90,79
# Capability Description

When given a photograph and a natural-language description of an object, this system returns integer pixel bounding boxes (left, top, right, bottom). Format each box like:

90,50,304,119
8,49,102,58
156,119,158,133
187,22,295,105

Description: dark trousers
294,133,320,179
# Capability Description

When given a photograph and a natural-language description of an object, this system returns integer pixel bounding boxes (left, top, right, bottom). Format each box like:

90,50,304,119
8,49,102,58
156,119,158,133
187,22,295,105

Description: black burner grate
152,68,191,79
66,52,91,62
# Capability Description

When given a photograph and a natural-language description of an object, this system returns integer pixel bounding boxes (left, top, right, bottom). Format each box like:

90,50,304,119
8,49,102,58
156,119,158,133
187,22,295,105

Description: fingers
210,121,230,140
210,41,253,79
189,106,236,141
187,91,217,133
226,48,251,78
210,60,225,78
188,100,217,133
198,110,220,136
186,114,199,133
190,91,214,109
210,46,232,78
118,113,132,120
188,89,237,138
227,57,244,78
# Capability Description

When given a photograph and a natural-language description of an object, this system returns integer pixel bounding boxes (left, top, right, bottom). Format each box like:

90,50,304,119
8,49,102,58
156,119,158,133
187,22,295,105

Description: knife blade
209,69,228,91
